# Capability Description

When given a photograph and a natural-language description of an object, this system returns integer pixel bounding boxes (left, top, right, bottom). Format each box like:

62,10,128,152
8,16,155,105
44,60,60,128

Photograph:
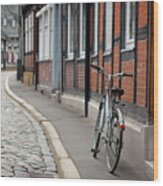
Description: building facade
61,2,154,124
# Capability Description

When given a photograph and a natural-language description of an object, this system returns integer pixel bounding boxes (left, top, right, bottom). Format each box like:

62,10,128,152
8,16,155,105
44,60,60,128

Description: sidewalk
8,73,149,180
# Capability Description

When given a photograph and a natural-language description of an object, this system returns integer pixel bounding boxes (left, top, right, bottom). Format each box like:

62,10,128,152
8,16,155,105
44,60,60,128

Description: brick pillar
113,2,121,88
98,3,104,94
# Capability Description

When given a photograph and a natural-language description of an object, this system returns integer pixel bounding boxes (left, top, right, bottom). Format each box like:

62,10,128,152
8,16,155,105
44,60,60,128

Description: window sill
103,51,112,57
65,57,74,62
77,55,85,61
91,53,98,58
121,46,135,53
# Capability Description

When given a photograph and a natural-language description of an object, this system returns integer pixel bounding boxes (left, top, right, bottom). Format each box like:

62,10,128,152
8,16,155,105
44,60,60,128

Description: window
12,19,16,27
39,15,43,60
104,2,113,54
92,3,98,55
67,4,74,59
31,12,34,51
29,15,31,52
44,11,49,59
79,3,86,58
3,18,7,26
25,18,28,53
49,8,53,59
125,2,135,49
37,5,53,61
25,12,34,53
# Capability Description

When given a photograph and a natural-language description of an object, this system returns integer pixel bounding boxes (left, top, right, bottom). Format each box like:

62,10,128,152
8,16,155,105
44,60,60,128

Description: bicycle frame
91,64,133,172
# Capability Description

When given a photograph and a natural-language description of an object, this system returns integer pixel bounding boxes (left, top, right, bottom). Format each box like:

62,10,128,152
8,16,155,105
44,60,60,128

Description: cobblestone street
1,71,58,178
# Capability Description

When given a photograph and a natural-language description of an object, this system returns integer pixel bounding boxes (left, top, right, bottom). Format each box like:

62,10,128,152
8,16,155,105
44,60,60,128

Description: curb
5,74,81,179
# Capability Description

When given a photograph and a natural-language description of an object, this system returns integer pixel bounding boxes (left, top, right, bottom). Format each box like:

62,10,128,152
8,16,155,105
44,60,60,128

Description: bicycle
91,64,133,173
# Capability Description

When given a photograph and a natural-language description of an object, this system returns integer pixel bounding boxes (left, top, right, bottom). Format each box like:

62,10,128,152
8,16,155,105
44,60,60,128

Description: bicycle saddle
111,87,124,96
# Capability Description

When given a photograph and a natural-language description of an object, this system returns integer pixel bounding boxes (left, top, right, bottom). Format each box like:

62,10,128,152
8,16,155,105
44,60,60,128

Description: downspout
52,4,55,92
111,3,115,87
21,6,24,82
52,4,62,101
85,3,91,117
133,2,138,104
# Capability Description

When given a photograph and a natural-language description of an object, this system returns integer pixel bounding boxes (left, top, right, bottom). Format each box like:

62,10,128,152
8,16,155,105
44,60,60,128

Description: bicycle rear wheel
91,101,105,158
106,110,124,173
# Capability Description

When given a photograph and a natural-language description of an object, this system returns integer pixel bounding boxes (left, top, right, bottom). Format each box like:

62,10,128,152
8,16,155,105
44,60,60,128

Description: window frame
92,3,99,56
67,4,74,60
104,2,113,55
36,5,53,61
79,3,86,58
125,2,136,50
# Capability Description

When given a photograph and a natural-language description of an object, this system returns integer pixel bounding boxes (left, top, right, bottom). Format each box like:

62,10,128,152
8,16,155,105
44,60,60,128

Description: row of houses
19,2,155,179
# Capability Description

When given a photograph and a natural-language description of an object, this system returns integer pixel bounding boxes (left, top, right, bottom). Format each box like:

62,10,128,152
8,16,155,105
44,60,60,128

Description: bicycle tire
106,110,124,173
92,101,105,158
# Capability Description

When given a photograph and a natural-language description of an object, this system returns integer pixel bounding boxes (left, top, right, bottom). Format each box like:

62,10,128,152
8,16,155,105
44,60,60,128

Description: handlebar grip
123,73,133,77
91,64,100,71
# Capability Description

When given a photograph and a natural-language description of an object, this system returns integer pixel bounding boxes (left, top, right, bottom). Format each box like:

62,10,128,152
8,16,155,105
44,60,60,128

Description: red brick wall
65,63,74,89
121,61,134,103
38,61,52,87
77,63,85,90
136,2,148,107
137,40,147,106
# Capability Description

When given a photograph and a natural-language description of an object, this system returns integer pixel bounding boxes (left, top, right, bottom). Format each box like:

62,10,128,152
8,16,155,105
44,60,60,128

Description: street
1,71,58,178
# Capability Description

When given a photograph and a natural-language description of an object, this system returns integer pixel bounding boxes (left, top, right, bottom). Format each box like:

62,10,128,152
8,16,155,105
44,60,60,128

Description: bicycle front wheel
106,109,124,173
92,101,105,158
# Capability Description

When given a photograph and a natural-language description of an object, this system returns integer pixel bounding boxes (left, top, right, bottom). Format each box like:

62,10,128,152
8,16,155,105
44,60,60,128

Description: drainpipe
20,5,24,81
17,5,22,80
52,4,62,102
85,3,91,117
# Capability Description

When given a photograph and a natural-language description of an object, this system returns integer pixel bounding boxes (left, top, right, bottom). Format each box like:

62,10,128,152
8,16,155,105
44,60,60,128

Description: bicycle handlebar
123,73,133,77
91,64,133,78
91,64,101,71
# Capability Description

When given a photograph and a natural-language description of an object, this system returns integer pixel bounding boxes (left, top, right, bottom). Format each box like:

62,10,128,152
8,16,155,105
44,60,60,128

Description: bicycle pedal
91,148,100,153
102,136,108,143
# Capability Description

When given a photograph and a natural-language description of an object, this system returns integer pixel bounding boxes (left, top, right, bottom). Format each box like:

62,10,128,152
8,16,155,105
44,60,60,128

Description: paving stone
1,72,58,178
14,170,30,177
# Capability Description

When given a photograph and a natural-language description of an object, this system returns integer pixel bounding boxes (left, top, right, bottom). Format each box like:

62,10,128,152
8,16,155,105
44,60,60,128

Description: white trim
36,4,53,17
